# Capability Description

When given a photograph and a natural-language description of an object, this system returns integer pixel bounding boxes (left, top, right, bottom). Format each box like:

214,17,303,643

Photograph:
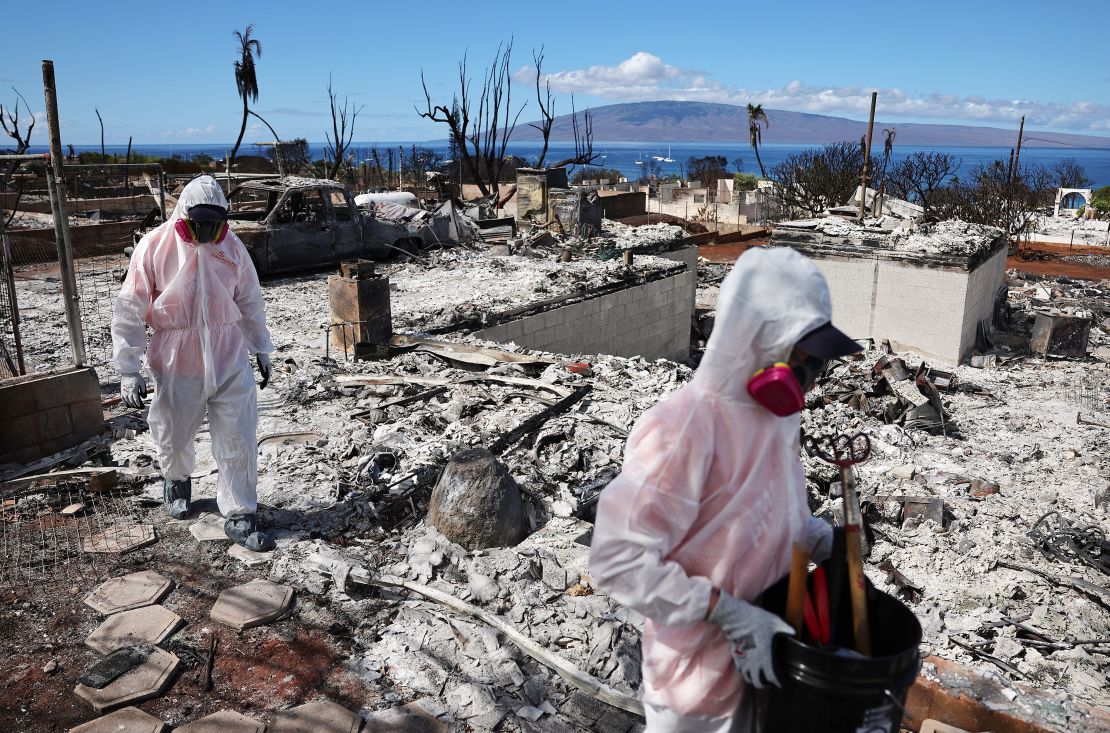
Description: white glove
708,590,794,688
120,373,147,408
804,516,834,564
256,353,272,390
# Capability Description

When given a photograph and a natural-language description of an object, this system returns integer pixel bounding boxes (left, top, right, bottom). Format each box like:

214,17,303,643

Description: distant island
512,100,1110,148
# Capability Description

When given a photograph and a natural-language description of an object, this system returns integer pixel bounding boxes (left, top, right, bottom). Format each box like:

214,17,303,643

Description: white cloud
541,53,1110,133
160,124,217,138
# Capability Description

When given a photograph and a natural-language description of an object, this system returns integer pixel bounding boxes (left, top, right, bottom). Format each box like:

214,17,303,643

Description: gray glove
708,590,793,688
120,372,147,408
804,516,834,564
256,353,272,390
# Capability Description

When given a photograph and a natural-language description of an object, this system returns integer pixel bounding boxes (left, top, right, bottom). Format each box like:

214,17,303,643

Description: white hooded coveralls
111,176,274,517
590,247,837,732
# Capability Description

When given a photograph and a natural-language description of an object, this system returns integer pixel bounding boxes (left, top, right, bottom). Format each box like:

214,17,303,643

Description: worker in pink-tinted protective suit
590,247,862,732
111,175,275,551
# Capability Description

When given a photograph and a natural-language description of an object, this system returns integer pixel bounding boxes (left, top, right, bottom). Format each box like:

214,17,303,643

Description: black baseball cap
186,203,228,221
796,322,863,358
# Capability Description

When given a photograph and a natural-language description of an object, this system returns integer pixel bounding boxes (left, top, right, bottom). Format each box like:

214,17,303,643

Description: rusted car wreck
226,176,421,276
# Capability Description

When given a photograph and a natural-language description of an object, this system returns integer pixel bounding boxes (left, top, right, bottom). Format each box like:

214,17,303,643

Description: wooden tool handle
842,473,872,656
785,543,810,635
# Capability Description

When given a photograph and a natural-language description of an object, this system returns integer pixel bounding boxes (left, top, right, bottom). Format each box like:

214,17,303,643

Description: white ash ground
598,220,685,250
10,250,1110,726
383,248,680,330
1031,218,1110,246
782,217,1003,257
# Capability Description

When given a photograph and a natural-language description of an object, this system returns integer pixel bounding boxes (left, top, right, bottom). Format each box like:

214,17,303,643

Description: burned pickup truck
224,177,420,277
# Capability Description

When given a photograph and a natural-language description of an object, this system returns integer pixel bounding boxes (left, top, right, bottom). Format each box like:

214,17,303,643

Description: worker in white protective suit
590,247,863,732
111,175,275,551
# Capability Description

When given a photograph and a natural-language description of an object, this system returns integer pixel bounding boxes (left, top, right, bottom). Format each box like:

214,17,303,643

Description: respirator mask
746,354,828,417
176,204,229,244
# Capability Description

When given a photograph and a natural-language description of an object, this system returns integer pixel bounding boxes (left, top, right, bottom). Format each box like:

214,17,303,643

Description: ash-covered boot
224,514,274,552
163,478,191,520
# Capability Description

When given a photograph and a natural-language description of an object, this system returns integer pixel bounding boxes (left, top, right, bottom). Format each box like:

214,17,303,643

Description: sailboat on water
652,146,675,163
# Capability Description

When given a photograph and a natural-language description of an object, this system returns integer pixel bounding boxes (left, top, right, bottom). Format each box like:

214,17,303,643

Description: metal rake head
804,432,871,468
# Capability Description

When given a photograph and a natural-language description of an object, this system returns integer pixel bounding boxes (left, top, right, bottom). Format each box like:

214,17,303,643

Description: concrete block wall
0,367,104,464
476,270,695,362
653,246,698,313
958,247,1008,360
871,262,969,364
809,256,876,340
810,251,1005,364
597,191,647,219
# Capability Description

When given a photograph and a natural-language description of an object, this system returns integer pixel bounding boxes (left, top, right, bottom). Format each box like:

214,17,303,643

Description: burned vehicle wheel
391,238,424,260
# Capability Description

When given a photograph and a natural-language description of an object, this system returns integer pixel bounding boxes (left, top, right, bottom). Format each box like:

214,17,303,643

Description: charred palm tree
230,24,262,172
747,103,769,178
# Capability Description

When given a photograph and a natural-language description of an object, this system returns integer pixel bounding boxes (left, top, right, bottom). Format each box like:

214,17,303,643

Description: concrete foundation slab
227,543,274,566
190,513,229,542
210,578,294,630
85,606,183,655
84,571,174,616
74,647,181,712
269,700,361,733
174,710,265,733
68,706,167,733
81,524,156,554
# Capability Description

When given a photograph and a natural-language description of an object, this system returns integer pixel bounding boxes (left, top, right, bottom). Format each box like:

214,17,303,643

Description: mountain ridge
511,101,1109,148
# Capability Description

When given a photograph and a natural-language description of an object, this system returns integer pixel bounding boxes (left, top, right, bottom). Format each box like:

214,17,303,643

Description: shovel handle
785,543,810,635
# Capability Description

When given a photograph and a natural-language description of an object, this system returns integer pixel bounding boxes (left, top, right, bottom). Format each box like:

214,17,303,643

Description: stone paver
68,706,166,732
210,578,294,631
85,606,183,655
364,703,447,733
74,647,181,712
189,513,229,542
269,700,361,733
227,543,274,566
84,571,174,616
81,523,156,554
174,709,265,733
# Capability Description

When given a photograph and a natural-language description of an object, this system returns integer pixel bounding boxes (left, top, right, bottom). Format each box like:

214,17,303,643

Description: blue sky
3,0,1108,145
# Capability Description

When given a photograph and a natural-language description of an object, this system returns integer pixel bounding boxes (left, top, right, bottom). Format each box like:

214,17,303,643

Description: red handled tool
805,433,872,655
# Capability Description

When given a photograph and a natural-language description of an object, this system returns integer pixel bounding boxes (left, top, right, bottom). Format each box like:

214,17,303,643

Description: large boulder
427,447,526,550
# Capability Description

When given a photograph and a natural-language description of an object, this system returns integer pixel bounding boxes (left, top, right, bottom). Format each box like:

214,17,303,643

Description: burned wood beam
488,385,592,455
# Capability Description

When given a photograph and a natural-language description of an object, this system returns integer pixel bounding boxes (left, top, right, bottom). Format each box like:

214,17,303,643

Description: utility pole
41,59,87,367
858,92,878,221
1011,116,1025,183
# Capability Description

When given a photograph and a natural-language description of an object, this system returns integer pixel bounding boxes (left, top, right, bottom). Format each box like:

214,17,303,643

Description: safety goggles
790,353,829,391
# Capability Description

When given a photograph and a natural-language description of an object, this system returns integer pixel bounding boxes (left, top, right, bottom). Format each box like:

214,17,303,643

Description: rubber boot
163,478,191,520
224,514,274,552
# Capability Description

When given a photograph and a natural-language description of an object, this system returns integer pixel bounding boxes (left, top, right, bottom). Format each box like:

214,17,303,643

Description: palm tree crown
234,25,262,105
746,103,769,177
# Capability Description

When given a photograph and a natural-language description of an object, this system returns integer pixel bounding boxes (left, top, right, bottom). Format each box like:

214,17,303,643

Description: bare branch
552,97,596,169
324,76,364,181
416,41,522,197
530,46,554,168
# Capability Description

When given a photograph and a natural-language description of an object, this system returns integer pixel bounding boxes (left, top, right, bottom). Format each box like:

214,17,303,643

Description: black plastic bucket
755,552,922,733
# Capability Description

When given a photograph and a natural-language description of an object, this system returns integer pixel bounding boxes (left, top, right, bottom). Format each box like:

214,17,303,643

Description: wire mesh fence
0,234,25,378
2,161,165,384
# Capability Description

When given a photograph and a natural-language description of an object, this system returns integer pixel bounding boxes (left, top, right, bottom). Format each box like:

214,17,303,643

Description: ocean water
24,140,1110,188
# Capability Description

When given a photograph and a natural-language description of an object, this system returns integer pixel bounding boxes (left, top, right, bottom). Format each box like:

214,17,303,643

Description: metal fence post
42,59,87,367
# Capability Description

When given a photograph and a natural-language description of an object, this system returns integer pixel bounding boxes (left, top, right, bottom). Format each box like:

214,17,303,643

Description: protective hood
171,175,229,221
695,247,833,400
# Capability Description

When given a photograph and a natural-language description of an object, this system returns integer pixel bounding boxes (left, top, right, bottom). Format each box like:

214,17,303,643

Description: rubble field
3,238,1110,732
